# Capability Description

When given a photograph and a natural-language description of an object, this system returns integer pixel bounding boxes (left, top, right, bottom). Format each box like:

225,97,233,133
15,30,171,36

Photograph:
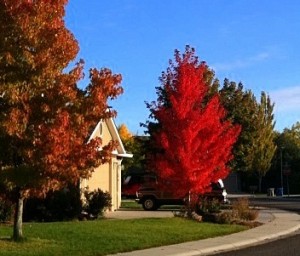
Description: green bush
199,197,259,224
82,189,111,219
240,209,259,221
196,197,221,215
232,197,258,221
23,185,82,222
0,199,13,222
216,211,232,224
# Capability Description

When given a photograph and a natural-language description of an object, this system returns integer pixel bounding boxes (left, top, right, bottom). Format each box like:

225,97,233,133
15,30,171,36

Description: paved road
213,230,300,256
253,198,300,211
212,197,300,256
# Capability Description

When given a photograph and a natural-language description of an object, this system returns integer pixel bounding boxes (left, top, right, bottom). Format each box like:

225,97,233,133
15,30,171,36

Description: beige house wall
101,121,112,146
85,163,110,192
81,120,125,211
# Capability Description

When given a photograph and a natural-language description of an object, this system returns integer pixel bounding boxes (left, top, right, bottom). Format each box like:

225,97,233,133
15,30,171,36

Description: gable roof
89,118,133,158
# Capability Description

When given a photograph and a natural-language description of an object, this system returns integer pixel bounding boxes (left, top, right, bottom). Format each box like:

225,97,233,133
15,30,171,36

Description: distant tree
219,79,258,173
277,122,300,159
118,124,147,174
219,80,276,192
274,122,300,193
145,46,240,201
118,124,135,172
250,92,276,192
0,0,123,240
118,124,133,142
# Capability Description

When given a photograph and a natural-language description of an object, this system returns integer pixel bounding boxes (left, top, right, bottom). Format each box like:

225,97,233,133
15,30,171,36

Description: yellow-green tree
220,80,276,191
251,92,277,192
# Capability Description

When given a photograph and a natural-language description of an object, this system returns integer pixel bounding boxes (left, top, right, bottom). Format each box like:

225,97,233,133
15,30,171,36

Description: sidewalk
108,208,300,256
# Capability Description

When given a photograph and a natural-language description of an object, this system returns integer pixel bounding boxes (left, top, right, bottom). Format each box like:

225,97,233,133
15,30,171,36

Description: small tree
219,79,258,173
0,0,123,240
145,46,240,203
219,80,276,192
251,92,276,192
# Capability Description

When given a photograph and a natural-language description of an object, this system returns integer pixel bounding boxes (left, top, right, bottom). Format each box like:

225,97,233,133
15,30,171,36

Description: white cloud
269,86,300,131
270,86,300,112
249,52,270,62
212,52,270,72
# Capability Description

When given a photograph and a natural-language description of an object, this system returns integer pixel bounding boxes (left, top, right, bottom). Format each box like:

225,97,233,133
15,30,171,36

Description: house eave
115,153,133,158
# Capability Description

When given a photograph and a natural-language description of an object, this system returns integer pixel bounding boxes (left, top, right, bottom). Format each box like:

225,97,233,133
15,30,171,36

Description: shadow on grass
0,236,29,243
0,237,12,242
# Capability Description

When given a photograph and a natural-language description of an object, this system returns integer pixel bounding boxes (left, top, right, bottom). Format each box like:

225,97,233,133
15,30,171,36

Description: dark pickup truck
135,179,228,210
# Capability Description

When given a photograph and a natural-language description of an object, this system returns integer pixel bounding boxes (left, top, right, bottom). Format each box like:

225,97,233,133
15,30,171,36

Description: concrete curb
110,209,300,256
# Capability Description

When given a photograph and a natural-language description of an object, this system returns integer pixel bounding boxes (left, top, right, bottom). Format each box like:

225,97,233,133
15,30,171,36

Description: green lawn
0,218,247,256
120,200,183,210
120,199,143,209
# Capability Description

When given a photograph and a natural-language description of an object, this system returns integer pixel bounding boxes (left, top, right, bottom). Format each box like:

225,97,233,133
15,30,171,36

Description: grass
0,218,247,256
120,199,143,209
120,199,183,210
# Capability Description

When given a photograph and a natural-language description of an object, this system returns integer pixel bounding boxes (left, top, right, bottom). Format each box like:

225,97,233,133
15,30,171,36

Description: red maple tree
146,46,240,198
0,0,123,240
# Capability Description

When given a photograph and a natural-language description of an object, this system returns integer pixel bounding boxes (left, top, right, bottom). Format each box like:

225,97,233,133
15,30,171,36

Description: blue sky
65,0,300,134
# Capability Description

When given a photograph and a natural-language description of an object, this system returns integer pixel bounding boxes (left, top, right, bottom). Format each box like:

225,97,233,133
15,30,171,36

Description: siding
81,120,123,211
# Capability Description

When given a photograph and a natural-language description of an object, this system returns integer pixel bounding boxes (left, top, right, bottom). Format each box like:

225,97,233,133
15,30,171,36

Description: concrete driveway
105,209,175,219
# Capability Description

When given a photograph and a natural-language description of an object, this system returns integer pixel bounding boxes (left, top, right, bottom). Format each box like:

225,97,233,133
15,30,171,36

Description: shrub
240,209,259,221
23,185,82,222
0,199,13,222
176,197,259,225
232,197,258,221
196,197,221,215
82,189,111,219
216,211,233,224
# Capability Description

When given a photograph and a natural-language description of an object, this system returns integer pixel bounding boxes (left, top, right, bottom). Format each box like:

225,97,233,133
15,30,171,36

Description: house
80,118,132,211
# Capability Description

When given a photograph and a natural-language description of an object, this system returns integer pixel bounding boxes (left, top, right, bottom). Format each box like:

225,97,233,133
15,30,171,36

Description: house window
99,122,103,136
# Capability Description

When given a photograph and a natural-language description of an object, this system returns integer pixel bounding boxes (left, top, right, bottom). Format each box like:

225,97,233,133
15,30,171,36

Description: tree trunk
258,176,262,193
187,190,192,218
13,193,24,241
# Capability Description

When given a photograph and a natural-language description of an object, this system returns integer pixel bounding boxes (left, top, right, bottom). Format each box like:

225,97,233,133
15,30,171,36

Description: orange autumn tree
118,124,134,142
145,46,240,202
0,0,123,240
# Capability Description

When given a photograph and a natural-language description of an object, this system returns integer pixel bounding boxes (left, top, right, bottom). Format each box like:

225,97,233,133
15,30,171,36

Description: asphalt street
211,196,300,256
212,230,300,256
249,197,300,213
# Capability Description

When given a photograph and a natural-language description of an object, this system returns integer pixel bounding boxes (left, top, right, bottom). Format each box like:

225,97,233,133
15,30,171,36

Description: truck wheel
142,197,157,211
